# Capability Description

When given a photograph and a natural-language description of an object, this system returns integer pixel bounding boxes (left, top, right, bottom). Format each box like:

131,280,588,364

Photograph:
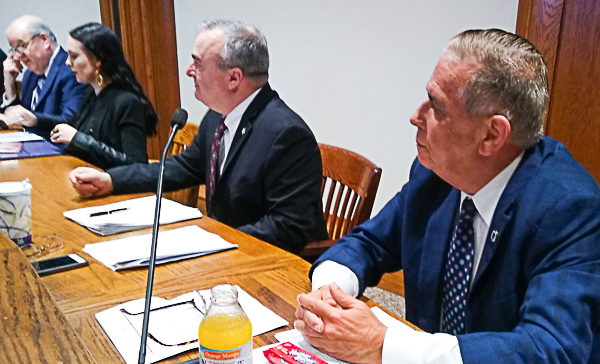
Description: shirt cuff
311,260,359,297
1,93,16,108
382,326,463,364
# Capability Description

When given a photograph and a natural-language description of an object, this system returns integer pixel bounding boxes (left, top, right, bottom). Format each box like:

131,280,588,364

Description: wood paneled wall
101,0,600,180
99,0,180,159
518,0,600,182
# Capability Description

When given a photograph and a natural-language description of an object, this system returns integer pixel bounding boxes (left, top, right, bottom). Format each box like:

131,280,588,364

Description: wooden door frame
99,0,180,160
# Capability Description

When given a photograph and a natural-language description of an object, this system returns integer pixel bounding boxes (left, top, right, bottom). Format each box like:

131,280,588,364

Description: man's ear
38,33,52,49
227,67,243,90
479,115,511,157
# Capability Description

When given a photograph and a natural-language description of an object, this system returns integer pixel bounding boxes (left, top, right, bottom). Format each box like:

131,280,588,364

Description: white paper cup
0,180,33,247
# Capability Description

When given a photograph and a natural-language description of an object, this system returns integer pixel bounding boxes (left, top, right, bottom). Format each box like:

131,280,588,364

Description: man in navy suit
1,15,85,137
67,20,328,254
295,29,600,363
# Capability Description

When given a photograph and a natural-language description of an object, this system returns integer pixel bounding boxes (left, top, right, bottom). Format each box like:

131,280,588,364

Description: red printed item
263,342,327,364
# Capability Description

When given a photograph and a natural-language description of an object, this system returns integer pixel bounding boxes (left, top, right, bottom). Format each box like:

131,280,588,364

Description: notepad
95,286,289,364
64,196,203,235
82,225,237,271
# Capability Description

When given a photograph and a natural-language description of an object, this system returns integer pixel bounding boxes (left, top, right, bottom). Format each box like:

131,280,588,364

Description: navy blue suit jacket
312,137,600,363
3,47,85,138
108,84,328,253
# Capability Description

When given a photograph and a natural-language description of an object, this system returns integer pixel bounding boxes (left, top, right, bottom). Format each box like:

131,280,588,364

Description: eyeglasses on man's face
120,293,207,347
9,34,40,55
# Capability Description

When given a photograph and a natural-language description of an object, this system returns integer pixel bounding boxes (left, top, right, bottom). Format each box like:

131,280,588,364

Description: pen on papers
89,207,129,217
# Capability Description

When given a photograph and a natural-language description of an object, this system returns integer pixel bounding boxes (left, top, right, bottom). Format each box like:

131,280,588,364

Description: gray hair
6,15,57,44
444,29,549,150
199,19,269,80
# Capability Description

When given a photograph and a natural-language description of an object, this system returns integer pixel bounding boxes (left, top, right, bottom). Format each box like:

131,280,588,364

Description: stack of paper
95,286,289,364
0,131,44,143
83,225,237,271
64,196,203,235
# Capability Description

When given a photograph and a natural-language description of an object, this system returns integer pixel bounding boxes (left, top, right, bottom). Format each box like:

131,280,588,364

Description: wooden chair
300,143,382,260
161,122,202,208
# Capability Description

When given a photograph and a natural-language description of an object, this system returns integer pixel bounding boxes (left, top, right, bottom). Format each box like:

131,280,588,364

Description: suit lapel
35,48,66,108
20,71,37,107
417,187,460,330
220,84,274,177
471,147,542,289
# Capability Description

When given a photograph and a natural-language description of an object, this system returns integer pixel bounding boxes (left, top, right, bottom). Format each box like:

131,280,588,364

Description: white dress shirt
312,153,524,364
2,46,60,107
218,88,261,175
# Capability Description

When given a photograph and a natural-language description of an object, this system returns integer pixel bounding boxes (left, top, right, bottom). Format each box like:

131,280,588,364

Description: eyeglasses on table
120,292,207,347
22,234,64,261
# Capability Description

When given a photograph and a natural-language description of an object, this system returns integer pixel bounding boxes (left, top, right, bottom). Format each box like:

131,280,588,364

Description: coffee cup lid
0,179,33,195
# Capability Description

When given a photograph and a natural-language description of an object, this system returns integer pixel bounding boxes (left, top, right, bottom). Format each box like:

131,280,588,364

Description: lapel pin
241,127,246,135
490,229,498,242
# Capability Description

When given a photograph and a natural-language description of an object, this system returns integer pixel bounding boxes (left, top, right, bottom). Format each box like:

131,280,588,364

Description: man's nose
186,63,195,78
409,101,429,129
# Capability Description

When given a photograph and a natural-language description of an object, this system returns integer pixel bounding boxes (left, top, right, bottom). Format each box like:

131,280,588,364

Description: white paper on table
64,196,202,236
82,225,237,271
0,131,44,143
96,286,289,364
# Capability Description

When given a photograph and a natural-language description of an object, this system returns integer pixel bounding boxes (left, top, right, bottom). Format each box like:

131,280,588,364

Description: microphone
138,108,188,364
171,107,188,129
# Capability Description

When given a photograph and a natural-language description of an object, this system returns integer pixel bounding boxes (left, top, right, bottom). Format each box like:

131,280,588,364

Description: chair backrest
169,122,199,157
320,143,382,240
162,122,200,207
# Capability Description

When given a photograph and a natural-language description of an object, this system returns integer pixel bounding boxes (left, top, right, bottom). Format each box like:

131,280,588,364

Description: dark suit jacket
312,137,600,363
2,47,86,138
40,85,149,169
0,48,6,96
108,84,328,253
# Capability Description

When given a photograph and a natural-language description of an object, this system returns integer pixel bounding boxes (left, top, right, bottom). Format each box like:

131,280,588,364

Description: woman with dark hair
47,22,158,169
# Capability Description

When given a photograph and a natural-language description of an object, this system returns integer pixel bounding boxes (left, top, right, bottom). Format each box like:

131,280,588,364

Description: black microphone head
171,108,188,128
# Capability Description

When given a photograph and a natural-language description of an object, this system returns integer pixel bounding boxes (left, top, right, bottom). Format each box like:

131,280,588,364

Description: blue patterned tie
31,76,46,111
441,197,476,335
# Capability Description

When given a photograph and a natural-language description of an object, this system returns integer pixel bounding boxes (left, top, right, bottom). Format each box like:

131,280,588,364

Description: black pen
89,207,130,217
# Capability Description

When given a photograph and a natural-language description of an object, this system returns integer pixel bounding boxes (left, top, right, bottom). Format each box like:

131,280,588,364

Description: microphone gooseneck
138,108,188,364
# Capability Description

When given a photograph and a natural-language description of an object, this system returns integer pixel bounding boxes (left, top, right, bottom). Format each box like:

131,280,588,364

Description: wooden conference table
0,155,412,363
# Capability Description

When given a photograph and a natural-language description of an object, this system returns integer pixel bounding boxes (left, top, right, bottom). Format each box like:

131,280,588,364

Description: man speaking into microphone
68,19,328,254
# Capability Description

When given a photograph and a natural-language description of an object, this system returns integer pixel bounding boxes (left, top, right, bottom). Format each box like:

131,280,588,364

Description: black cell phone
32,253,89,276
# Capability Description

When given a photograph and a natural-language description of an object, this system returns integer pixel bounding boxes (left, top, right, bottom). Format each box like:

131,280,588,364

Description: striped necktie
31,76,46,111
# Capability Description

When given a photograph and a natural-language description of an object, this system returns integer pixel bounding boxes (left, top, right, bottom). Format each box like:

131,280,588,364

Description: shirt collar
222,88,261,132
43,46,61,77
461,152,524,226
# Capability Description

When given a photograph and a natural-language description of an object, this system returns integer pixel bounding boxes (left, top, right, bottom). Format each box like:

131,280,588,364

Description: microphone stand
137,120,185,364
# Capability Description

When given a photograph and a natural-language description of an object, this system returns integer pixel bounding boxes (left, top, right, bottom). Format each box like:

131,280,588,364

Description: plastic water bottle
199,284,252,364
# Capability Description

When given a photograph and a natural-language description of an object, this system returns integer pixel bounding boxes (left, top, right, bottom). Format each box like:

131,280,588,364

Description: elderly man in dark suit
1,15,85,137
295,29,600,364
68,19,328,254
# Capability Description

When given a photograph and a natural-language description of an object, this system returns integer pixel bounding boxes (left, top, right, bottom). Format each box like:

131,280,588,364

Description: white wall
0,0,101,53
173,0,520,215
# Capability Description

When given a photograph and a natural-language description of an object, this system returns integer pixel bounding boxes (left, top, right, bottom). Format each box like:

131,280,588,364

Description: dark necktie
208,117,226,206
441,197,476,335
31,76,46,111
